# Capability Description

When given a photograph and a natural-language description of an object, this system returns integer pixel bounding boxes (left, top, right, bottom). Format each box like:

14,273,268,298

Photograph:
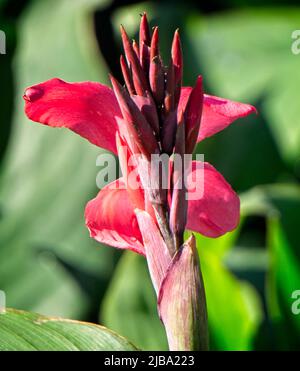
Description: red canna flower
23,13,256,350
23,20,255,257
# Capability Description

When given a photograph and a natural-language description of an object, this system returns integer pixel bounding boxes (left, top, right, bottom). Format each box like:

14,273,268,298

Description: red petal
179,87,256,142
85,178,145,255
186,161,240,237
184,76,203,153
24,78,121,154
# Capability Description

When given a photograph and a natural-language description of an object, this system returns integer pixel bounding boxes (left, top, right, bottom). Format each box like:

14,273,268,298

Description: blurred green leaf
196,235,263,350
187,9,300,166
101,251,168,351
0,0,116,319
241,184,300,349
266,185,300,350
0,13,17,167
0,308,137,350
189,210,265,350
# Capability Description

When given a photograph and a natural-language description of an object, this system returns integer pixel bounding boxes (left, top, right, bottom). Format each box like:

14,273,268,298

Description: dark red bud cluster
111,13,203,157
110,13,204,250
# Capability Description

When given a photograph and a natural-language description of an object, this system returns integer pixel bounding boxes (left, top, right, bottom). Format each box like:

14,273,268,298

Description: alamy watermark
291,30,300,55
291,290,300,315
0,290,6,312
96,150,205,201
0,30,6,55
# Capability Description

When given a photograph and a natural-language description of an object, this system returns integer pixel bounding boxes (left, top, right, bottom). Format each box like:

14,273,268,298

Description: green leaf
194,233,263,351
0,308,137,350
266,186,300,350
240,184,300,350
186,8,300,165
101,251,169,351
188,218,264,351
0,0,116,318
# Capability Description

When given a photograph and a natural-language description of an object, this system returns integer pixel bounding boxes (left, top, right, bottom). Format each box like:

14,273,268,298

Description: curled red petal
85,178,145,255
179,87,257,142
184,76,203,153
24,78,121,154
186,161,240,237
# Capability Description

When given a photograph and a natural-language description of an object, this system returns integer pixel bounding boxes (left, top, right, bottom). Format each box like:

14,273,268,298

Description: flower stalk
111,13,209,350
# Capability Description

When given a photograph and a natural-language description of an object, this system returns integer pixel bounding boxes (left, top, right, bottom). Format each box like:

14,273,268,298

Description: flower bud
110,75,159,158
158,235,209,351
120,25,149,96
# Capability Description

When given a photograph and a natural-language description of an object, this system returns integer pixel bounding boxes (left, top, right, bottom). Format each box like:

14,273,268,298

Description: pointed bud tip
192,75,204,98
196,75,203,84
172,29,181,46
184,234,196,248
151,27,159,45
171,29,182,66
140,12,148,22
132,39,139,55
109,74,122,91
150,27,160,60
120,24,129,40
139,12,151,48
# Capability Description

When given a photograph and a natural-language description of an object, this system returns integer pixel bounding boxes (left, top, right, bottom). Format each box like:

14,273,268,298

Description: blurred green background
0,0,300,350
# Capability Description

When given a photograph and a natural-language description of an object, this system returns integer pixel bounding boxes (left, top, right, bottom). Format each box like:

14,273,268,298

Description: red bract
23,14,256,256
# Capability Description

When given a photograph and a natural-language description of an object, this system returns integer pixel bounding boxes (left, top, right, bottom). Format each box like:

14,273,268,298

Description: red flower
23,15,256,256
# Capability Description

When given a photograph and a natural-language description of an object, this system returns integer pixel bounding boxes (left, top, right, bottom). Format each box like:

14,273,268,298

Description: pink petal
85,178,145,255
179,87,256,142
24,78,121,154
186,161,240,237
